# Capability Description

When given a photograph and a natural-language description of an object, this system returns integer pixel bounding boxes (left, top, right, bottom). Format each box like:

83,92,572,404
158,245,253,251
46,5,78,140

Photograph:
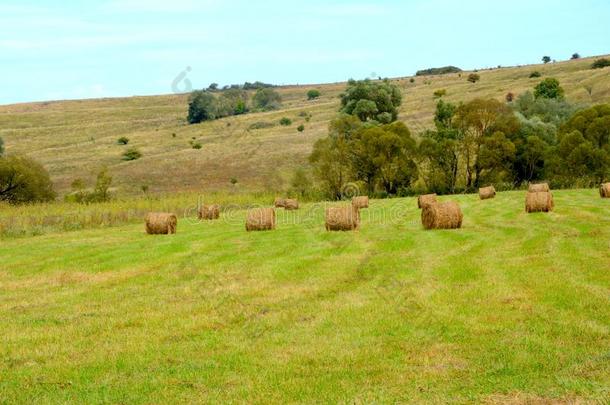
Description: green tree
290,167,313,197
534,78,564,100
340,79,402,123
513,90,574,126
187,91,218,123
307,89,321,100
90,167,113,202
0,155,56,204
218,88,249,115
571,53,580,60
478,131,516,183
542,56,551,64
252,88,282,111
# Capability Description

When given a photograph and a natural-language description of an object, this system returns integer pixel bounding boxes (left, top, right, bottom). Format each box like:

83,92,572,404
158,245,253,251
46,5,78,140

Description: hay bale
284,198,299,210
479,185,496,200
421,202,463,230
145,212,177,234
528,182,550,192
600,183,610,198
325,206,360,231
418,194,437,209
246,208,275,231
352,196,369,209
274,198,285,208
525,191,554,213
198,204,220,220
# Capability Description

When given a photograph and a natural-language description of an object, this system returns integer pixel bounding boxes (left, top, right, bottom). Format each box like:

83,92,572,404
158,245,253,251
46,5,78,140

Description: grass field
1,56,610,197
1,190,608,403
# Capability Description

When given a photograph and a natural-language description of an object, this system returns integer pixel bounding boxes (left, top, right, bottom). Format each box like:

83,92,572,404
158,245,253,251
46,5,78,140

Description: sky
1,0,610,105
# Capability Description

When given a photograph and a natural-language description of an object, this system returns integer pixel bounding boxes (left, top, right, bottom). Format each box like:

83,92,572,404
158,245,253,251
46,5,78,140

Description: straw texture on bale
325,206,360,231
352,196,369,209
418,194,437,209
198,204,220,220
600,183,610,198
421,202,463,230
145,212,177,234
528,183,550,193
274,198,285,208
245,208,276,231
283,199,299,210
525,191,554,213
479,185,496,200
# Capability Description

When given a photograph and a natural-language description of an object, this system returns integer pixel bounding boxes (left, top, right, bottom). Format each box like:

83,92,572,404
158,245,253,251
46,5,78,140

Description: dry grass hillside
1,55,609,196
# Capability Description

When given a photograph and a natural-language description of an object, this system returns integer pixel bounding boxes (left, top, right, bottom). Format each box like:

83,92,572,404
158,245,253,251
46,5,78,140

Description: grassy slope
1,190,608,403
1,56,610,196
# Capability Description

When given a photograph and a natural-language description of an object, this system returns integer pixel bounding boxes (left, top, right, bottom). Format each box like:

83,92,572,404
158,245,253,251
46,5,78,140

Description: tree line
308,77,610,199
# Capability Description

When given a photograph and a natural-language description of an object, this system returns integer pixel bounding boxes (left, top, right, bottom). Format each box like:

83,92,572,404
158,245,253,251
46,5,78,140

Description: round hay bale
246,208,275,231
145,212,177,234
421,202,462,230
479,185,496,200
528,182,550,193
325,206,360,231
198,204,220,220
600,183,610,198
525,191,554,213
284,199,299,210
418,193,437,209
274,198,285,208
352,196,369,209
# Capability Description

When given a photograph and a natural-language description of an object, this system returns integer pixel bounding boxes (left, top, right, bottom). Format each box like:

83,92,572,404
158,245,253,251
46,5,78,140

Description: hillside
1,190,608,402
1,55,610,196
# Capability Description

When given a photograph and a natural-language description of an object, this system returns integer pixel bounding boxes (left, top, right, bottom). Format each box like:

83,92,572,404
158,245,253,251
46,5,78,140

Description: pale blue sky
1,0,609,105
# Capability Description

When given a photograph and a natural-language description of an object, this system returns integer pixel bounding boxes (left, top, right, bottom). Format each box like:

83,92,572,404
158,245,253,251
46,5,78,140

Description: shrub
409,78,415,83
249,121,275,130
467,73,480,83
571,53,580,60
415,66,462,76
534,78,564,100
307,89,321,100
252,88,282,111
279,117,292,126
529,71,542,78
122,147,142,161
505,92,515,102
433,89,447,98
117,136,129,145
230,177,238,185
591,58,610,69
187,90,217,124
542,56,551,64
297,125,305,132
190,140,202,149
0,155,56,204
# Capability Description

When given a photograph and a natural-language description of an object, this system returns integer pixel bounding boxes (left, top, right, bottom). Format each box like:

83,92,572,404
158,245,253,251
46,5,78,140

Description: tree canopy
340,79,402,124
0,155,56,204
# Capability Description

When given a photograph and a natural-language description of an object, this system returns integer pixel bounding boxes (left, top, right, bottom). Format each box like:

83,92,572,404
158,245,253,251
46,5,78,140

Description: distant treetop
415,66,462,76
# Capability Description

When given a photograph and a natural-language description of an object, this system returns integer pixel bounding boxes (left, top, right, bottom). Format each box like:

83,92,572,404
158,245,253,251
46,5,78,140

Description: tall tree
340,79,402,123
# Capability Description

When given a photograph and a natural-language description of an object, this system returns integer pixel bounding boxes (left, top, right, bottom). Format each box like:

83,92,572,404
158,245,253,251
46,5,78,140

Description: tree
340,79,402,123
290,167,312,197
307,89,321,100
207,83,219,91
513,90,574,126
477,131,516,183
0,155,56,204
218,88,249,115
252,88,282,111
542,56,551,64
571,53,580,60
91,167,112,202
534,78,564,100
187,91,218,123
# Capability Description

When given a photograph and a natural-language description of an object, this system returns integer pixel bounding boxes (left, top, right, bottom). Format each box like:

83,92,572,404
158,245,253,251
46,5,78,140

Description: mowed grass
1,190,608,403
1,56,610,196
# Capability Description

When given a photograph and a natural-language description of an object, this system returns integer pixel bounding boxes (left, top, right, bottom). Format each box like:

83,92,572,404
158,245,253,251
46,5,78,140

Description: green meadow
1,190,608,403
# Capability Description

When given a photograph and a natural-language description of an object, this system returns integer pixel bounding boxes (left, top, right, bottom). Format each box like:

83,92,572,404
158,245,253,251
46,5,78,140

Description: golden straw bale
352,196,369,209
145,212,177,234
198,204,220,220
246,208,276,231
284,199,299,210
528,183,550,192
274,198,285,208
600,183,610,198
325,206,360,231
525,191,554,213
418,194,437,209
479,185,496,200
421,202,463,230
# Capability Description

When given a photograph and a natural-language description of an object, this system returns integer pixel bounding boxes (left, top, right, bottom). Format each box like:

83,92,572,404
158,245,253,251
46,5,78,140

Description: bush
529,71,542,78
297,125,305,132
307,89,321,100
117,136,129,145
190,140,202,149
467,73,480,83
505,92,515,102
0,155,56,204
248,121,275,130
252,88,282,111
591,58,610,69
230,177,238,185
279,117,292,126
415,66,462,76
409,78,415,83
433,89,447,98
534,78,564,100
187,91,217,124
122,147,142,161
